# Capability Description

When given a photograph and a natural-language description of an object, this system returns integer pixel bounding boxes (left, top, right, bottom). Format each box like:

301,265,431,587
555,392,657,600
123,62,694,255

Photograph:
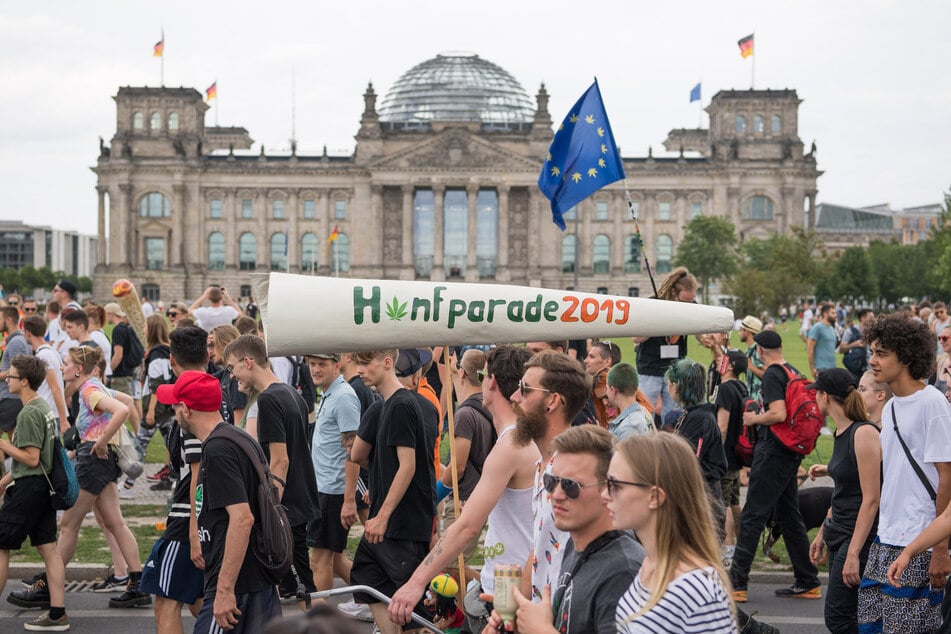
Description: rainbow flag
738,34,754,59
153,38,164,57
205,82,217,101
328,226,339,243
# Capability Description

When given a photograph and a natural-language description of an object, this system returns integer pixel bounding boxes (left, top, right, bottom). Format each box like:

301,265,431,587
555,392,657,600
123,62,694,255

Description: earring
75,372,81,378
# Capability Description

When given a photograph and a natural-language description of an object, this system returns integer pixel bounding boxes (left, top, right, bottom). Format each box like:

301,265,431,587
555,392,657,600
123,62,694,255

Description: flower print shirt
76,378,114,442
531,452,569,601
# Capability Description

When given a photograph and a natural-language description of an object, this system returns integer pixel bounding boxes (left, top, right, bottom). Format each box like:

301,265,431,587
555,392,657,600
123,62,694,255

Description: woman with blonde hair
84,304,113,380
605,432,737,632
137,314,175,487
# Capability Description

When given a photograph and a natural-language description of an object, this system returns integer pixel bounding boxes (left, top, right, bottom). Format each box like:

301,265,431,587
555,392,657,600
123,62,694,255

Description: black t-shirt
714,379,748,471
675,404,727,487
356,388,435,542
256,383,319,526
758,363,801,457
164,422,202,542
197,423,272,596
110,323,138,377
212,367,248,426
635,335,687,377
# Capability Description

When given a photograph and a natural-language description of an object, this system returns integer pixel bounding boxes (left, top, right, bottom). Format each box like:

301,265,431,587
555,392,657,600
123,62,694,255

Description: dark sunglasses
940,336,951,343
542,473,603,499
604,476,652,496
167,311,179,317
8,301,19,307
23,306,37,313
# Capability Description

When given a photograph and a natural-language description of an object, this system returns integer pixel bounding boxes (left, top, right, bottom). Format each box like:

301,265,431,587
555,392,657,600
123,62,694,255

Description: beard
513,401,548,447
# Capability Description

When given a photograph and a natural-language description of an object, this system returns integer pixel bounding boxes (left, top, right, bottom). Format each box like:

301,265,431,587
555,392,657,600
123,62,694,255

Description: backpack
120,324,145,369
42,432,80,510
842,326,868,377
287,356,316,414
145,345,175,423
770,364,823,455
208,423,294,584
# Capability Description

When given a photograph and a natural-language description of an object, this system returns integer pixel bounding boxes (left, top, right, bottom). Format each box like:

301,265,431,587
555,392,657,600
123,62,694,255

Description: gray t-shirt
552,531,645,633
453,394,493,500
0,331,31,401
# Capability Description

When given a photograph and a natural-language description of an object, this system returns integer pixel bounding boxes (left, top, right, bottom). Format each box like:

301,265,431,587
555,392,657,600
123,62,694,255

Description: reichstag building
92,52,821,302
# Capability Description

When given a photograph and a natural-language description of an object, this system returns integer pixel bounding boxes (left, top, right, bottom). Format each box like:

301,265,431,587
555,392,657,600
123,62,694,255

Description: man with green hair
604,363,653,441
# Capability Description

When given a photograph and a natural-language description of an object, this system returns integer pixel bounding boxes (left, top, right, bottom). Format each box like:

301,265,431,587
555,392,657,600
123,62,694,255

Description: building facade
92,53,821,303
0,221,97,277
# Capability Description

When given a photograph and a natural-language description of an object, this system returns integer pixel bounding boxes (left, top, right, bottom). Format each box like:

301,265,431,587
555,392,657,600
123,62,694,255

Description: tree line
0,266,93,298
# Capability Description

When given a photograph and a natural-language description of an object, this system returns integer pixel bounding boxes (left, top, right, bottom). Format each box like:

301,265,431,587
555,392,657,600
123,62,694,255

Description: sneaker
149,478,173,491
774,583,821,599
338,599,375,622
732,589,747,603
118,486,136,500
20,573,43,587
7,578,51,609
108,574,152,608
91,574,129,593
147,465,170,481
24,611,70,631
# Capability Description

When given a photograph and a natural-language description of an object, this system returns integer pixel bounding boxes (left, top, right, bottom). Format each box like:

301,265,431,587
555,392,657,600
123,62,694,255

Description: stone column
318,190,330,273
225,189,237,267
466,183,479,280
96,186,107,265
287,189,299,272
807,190,817,229
497,185,510,280
117,184,132,267
172,184,186,267
527,189,541,281
432,185,445,280
612,191,625,272
401,185,414,270
256,191,267,269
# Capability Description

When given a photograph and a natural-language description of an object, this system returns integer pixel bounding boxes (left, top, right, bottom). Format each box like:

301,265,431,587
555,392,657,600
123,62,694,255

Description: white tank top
480,425,534,594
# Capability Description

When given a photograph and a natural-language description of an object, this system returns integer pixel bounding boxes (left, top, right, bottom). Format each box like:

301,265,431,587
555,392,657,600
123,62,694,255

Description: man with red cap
157,371,280,633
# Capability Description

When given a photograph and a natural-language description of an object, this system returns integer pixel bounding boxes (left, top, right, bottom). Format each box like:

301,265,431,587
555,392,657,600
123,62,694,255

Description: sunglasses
226,357,251,375
519,379,551,398
542,473,603,499
23,307,37,313
167,311,179,318
940,336,951,343
8,301,19,307
604,476,652,496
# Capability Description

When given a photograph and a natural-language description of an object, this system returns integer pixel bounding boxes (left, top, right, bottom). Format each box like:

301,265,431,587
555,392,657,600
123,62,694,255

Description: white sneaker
119,486,136,500
338,599,374,622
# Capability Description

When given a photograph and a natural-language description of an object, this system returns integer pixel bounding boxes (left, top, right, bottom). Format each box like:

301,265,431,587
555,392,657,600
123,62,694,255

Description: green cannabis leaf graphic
386,296,408,321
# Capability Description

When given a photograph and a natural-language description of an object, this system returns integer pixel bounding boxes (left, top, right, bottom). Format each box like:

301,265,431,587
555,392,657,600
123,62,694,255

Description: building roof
815,203,894,232
712,88,799,101
378,52,535,124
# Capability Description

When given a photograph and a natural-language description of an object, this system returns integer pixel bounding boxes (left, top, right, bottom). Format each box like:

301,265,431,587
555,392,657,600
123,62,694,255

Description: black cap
753,330,783,350
807,368,857,399
57,279,78,297
395,348,433,378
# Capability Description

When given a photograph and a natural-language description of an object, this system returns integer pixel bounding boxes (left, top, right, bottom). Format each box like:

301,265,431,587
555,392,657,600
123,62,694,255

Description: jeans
638,374,676,419
825,537,872,634
730,446,820,590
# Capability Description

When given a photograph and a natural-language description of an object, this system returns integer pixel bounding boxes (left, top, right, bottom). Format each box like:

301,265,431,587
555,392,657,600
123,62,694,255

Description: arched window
444,189,467,277
753,115,764,133
301,233,318,272
270,233,288,271
208,232,225,271
332,234,350,273
562,235,577,273
742,195,775,221
168,112,179,132
476,189,498,277
735,115,746,133
771,114,782,133
239,233,256,271
413,189,434,276
593,234,610,273
139,192,171,217
624,235,641,273
150,112,161,131
133,112,144,131
656,235,673,274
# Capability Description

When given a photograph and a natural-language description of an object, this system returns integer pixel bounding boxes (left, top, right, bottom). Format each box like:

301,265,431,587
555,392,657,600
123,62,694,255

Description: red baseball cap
156,371,222,412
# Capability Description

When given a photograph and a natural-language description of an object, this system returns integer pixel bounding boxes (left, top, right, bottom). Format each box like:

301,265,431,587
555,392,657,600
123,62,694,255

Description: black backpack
208,424,293,584
287,356,316,414
121,324,145,369
842,326,868,376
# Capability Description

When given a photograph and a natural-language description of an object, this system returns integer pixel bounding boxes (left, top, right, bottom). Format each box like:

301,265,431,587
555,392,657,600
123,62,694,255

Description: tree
825,246,877,305
928,186,951,297
673,215,739,303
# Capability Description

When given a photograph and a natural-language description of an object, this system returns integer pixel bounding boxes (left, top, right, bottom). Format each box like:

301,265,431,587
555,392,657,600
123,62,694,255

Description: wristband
435,480,453,503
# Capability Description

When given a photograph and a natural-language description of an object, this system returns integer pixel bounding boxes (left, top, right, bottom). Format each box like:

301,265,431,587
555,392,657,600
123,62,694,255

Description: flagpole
215,78,219,126
751,31,756,89
160,27,165,87
623,180,658,297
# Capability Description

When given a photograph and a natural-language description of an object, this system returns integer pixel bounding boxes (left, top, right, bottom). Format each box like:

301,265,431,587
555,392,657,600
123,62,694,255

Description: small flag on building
738,34,754,59
153,36,164,57
538,79,625,231
689,82,702,103
205,82,217,102
328,226,339,243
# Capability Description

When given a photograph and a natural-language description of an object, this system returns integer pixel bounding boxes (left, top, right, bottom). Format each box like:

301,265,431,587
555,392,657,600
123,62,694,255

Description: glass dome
379,52,535,124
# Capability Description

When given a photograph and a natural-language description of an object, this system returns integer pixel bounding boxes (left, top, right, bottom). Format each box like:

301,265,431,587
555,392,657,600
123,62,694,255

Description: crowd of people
0,272,951,633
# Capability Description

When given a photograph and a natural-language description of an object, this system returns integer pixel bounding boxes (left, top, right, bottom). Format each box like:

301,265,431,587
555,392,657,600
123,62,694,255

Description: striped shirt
616,567,737,633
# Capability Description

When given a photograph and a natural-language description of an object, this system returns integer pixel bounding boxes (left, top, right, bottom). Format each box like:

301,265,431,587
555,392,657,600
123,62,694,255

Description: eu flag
538,80,625,230
690,82,701,103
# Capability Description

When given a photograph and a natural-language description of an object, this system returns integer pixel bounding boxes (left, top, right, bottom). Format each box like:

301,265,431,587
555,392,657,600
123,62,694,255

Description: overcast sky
1,1,948,234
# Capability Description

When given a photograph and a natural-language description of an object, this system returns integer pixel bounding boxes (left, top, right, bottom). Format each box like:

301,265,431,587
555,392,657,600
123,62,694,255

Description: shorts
351,538,432,620
279,523,316,597
75,442,121,495
858,539,943,632
0,476,57,550
356,471,370,510
441,499,482,562
140,537,204,605
720,470,741,507
0,397,23,432
110,376,141,399
193,586,280,634
306,493,348,552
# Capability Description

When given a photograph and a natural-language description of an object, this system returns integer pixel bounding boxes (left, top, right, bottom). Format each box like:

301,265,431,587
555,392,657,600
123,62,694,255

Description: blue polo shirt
311,375,361,494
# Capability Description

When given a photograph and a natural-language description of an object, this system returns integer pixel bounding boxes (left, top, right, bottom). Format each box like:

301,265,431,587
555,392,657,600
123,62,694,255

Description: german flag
205,82,217,102
153,39,164,57
328,226,339,243
738,34,754,59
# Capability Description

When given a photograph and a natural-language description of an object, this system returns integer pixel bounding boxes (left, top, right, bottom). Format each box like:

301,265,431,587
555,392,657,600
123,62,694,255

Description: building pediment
369,128,538,172
138,218,172,233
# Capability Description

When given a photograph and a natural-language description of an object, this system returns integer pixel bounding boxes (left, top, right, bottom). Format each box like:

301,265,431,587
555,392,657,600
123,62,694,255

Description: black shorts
0,397,23,432
0,476,57,550
351,537,432,621
279,522,316,596
140,537,204,605
306,493,349,552
75,442,121,495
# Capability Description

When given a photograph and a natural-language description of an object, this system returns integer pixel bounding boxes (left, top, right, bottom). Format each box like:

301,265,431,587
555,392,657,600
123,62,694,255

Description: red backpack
770,364,823,455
